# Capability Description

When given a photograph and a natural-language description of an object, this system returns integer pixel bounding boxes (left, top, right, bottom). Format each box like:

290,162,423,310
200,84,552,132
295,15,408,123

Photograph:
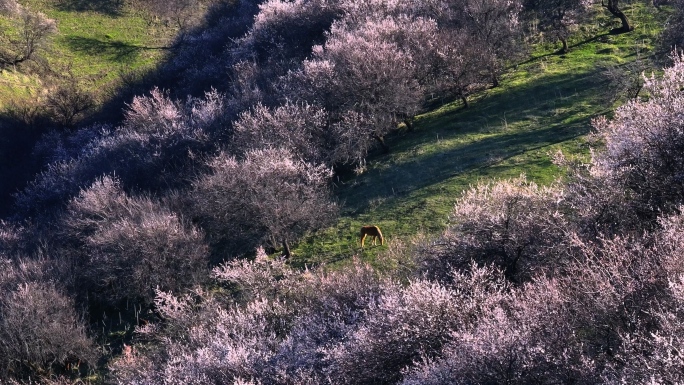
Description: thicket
0,0,682,383
104,52,684,385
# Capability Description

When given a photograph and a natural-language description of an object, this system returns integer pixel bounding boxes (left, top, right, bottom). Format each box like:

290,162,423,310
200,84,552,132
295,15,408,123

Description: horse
360,225,384,247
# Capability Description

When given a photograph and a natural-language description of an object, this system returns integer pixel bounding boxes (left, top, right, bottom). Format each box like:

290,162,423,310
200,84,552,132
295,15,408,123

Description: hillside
1,0,683,384
0,0,185,217
293,2,668,266
0,0,176,108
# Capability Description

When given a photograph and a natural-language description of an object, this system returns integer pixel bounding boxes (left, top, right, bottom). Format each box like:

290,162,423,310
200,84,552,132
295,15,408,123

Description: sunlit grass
0,0,175,107
291,2,671,267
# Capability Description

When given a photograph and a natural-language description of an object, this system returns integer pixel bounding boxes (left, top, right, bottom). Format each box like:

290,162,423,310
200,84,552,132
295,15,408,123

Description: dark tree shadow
569,32,612,49
64,36,143,63
54,0,126,16
517,33,612,66
338,68,611,215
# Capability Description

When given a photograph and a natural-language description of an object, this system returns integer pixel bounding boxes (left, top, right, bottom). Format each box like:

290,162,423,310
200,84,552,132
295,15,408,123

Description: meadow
292,2,670,267
0,0,174,107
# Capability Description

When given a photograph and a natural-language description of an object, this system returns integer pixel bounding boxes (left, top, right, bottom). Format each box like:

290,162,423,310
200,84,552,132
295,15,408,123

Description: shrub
0,282,97,380
591,51,684,224
132,0,203,32
0,221,25,256
191,147,337,259
62,176,209,307
421,175,569,283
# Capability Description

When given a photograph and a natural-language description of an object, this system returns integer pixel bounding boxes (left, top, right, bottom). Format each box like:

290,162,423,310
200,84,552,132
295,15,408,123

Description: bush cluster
0,0,682,384
106,52,684,385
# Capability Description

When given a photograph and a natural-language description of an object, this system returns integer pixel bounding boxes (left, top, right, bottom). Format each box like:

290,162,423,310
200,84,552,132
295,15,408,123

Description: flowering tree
444,0,524,87
232,102,331,164
659,0,684,57
592,51,684,223
0,282,97,380
63,176,209,307
192,148,337,258
422,176,569,283
239,0,343,62
288,22,422,160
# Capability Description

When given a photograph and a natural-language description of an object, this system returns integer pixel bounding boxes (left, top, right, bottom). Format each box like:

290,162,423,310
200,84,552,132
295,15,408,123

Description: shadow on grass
64,36,146,63
55,0,126,16
518,33,613,66
338,68,611,215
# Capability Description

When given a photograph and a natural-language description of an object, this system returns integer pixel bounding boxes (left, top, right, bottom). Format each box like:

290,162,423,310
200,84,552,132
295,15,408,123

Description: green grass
42,6,170,85
0,0,175,106
0,1,670,267
0,69,44,104
290,2,670,267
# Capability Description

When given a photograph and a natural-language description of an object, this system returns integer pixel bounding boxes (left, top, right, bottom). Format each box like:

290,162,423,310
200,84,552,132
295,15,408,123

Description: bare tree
46,80,95,127
603,59,647,101
0,9,56,68
133,0,204,34
523,0,593,53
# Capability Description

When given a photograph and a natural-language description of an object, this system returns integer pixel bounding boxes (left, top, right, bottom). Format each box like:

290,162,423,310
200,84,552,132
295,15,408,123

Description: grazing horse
360,225,384,247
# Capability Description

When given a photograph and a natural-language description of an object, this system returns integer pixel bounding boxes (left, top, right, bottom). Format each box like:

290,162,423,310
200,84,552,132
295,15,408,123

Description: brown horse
360,225,384,247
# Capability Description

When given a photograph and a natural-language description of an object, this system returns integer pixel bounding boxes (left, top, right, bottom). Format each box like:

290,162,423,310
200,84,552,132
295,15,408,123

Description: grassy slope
0,0,173,107
292,3,669,267
0,1,668,268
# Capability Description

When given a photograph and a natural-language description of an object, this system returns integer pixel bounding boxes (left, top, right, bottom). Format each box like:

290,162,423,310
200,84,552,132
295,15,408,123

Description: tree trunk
504,254,521,284
603,0,632,33
403,117,414,131
282,239,291,259
632,83,644,100
461,96,469,109
373,134,390,153
560,36,568,53
491,73,499,88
